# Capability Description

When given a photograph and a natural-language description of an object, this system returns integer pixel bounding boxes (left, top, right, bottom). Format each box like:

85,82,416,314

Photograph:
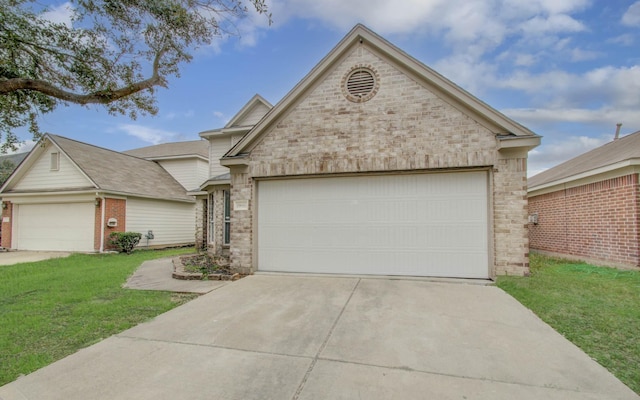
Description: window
50,152,60,171
223,190,231,245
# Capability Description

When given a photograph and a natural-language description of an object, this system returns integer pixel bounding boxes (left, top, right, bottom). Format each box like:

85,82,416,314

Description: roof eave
220,154,249,167
143,154,208,162
528,159,640,193
498,135,542,151
199,126,252,139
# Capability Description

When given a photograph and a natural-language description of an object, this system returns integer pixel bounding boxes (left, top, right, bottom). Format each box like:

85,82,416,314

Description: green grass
497,254,640,394
0,248,198,386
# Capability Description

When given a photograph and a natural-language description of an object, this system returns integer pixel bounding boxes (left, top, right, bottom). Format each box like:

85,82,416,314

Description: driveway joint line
113,334,314,361
291,278,362,400
315,356,594,394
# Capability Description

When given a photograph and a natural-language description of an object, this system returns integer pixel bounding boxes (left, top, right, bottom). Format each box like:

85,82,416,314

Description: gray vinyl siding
126,198,195,247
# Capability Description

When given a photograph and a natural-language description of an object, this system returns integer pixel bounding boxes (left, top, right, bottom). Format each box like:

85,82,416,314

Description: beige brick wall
229,45,530,277
229,168,253,274
493,154,530,276
195,197,206,251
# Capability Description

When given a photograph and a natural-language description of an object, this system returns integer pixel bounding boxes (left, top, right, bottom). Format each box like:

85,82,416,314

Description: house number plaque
234,200,249,211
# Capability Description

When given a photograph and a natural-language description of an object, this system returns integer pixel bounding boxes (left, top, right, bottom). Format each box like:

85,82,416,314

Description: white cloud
503,107,640,131
519,13,586,36
607,33,635,46
622,1,640,26
528,134,611,176
266,0,591,58
8,141,36,155
39,2,74,27
117,124,181,144
213,111,230,124
569,48,602,62
496,65,640,110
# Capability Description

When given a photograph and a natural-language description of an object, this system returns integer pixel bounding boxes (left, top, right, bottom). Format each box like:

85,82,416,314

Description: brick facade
529,174,640,268
227,45,533,277
97,198,126,251
1,201,12,249
195,197,207,251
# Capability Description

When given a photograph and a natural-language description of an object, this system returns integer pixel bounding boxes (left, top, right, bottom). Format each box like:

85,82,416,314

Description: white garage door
257,171,489,278
15,203,95,251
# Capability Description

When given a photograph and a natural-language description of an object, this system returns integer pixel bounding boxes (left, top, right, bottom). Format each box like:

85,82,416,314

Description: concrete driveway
1,275,637,399
0,251,70,266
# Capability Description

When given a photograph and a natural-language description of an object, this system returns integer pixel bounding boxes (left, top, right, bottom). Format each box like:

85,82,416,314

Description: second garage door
14,203,95,251
257,171,489,278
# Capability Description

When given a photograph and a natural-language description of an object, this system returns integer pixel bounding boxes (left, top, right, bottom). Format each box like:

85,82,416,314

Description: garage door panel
16,203,94,251
258,172,489,278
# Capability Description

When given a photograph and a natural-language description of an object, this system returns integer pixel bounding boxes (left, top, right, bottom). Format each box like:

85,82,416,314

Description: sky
13,0,640,177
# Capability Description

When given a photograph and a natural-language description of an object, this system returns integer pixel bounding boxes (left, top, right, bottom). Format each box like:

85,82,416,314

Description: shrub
109,232,142,254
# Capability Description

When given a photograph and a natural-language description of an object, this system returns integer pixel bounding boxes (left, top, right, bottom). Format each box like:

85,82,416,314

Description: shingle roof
528,130,640,189
122,140,209,159
49,135,193,202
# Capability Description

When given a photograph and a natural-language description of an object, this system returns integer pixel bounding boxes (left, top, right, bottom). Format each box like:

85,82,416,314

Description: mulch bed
172,254,240,281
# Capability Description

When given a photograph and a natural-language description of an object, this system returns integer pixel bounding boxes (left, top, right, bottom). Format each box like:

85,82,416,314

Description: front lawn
497,254,640,394
0,248,198,386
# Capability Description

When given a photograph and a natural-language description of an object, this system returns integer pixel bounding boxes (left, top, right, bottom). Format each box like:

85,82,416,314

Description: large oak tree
0,0,270,151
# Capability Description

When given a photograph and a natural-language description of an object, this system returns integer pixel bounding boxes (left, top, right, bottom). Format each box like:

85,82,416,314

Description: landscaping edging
171,256,241,281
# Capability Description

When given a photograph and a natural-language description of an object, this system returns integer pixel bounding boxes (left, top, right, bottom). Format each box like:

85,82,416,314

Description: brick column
1,201,12,249
229,166,253,274
493,154,530,276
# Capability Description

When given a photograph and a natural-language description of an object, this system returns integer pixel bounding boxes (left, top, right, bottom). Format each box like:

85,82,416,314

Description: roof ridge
47,133,150,161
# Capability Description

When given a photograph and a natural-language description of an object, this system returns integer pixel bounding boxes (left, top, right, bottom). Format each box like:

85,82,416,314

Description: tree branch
0,48,168,104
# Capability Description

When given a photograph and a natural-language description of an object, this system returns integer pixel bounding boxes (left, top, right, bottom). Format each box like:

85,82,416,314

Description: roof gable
529,130,640,190
1,134,193,202
223,24,539,161
2,137,95,192
225,94,273,128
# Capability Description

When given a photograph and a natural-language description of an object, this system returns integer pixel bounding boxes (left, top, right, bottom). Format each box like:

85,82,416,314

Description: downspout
99,194,106,252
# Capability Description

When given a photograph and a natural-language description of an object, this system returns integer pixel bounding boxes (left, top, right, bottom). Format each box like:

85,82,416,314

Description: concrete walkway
1,274,637,399
123,258,228,294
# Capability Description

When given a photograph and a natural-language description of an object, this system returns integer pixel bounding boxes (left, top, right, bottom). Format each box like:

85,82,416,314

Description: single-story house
528,130,640,269
0,134,208,252
203,24,540,279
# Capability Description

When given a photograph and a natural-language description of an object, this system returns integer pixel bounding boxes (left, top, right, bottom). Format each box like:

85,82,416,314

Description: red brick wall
93,198,126,251
529,174,640,267
1,201,12,248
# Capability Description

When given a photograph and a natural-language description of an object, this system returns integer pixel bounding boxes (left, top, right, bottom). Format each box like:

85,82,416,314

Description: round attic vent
343,66,379,103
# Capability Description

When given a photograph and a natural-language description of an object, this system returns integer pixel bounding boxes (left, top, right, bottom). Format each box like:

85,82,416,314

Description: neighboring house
0,152,28,244
122,140,209,192
191,94,273,252
528,130,640,269
207,24,540,279
0,134,206,252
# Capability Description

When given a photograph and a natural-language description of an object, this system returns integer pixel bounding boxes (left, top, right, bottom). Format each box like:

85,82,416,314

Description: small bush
109,232,142,254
